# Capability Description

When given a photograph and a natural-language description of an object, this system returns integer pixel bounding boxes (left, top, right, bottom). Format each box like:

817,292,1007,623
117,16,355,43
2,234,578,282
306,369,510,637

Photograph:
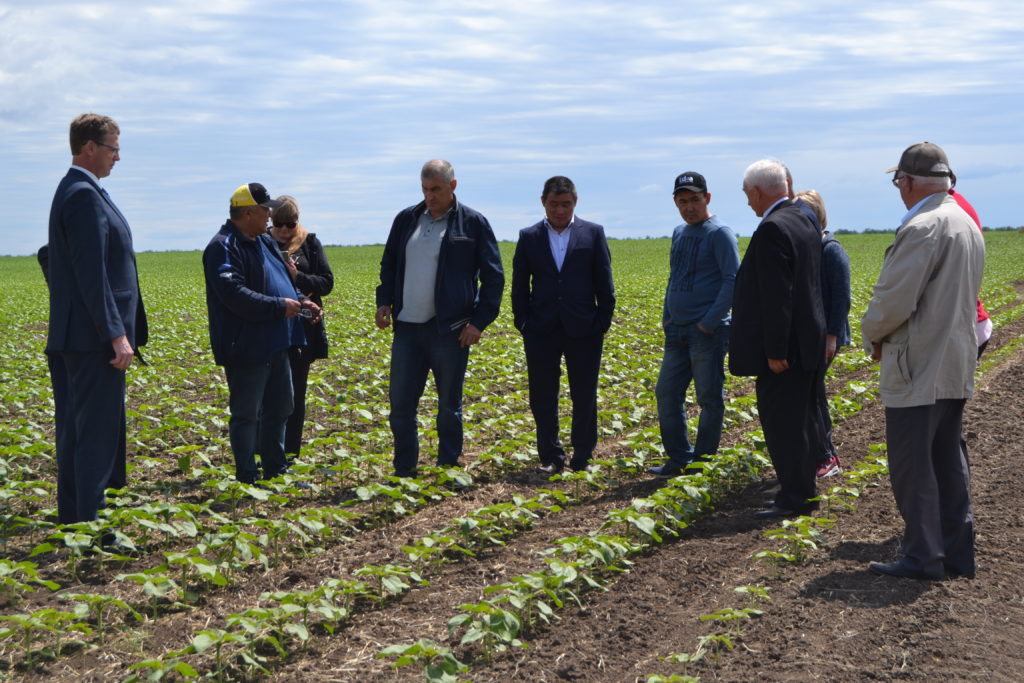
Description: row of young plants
437,443,768,668
111,405,762,680
0,332,954,676
104,363,794,678
0,340,968,677
121,466,624,678
373,324,970,681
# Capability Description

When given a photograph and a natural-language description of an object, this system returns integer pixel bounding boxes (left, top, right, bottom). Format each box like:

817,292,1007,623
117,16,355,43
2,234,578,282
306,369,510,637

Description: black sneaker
537,462,564,475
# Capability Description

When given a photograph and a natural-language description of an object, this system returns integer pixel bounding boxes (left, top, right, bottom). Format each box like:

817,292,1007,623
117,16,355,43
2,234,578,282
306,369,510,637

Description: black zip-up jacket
275,232,333,359
375,198,504,333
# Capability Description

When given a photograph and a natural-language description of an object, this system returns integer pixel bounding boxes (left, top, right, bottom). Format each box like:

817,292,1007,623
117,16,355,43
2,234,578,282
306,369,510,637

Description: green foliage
0,234,1021,675
378,638,468,683
755,515,836,568
0,559,59,606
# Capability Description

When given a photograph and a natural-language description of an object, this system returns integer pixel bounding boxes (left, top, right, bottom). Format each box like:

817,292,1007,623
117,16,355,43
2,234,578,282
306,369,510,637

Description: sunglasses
273,221,298,229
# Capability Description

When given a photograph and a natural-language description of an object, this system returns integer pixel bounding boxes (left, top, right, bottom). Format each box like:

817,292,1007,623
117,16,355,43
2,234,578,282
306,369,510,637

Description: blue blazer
511,218,616,338
46,168,147,354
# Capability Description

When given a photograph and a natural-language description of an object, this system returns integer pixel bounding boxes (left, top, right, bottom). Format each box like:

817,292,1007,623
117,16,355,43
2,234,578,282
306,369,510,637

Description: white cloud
4,0,1024,256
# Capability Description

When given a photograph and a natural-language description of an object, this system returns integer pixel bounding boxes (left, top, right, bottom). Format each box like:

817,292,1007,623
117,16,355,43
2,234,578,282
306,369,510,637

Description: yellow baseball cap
230,182,283,208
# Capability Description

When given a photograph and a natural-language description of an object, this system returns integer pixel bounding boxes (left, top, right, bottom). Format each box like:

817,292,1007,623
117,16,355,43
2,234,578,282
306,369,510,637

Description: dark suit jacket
729,200,824,376
46,168,147,354
511,218,616,338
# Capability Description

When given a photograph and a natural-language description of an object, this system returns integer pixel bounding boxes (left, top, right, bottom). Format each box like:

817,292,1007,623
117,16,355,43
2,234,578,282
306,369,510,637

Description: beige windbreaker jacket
861,192,985,408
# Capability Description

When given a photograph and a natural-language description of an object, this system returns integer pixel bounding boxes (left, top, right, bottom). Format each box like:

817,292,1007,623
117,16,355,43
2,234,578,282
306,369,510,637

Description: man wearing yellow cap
203,183,322,484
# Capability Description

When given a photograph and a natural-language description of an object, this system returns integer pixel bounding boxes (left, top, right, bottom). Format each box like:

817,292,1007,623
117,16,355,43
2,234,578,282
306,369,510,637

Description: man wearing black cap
203,183,322,484
862,142,985,580
648,172,739,477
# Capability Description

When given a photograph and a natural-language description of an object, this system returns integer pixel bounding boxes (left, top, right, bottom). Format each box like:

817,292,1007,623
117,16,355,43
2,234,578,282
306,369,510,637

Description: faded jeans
655,321,729,468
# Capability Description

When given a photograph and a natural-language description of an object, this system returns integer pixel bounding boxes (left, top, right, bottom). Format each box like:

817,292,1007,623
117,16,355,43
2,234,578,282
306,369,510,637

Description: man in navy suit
511,176,616,474
731,159,825,518
46,113,148,524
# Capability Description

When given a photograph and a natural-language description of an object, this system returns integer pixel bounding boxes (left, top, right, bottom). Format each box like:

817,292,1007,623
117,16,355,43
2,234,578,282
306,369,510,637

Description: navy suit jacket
511,218,616,338
729,200,824,376
46,168,147,354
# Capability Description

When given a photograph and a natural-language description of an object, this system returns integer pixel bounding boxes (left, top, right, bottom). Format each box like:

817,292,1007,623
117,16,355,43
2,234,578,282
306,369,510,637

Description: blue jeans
225,350,293,482
655,321,729,467
389,320,470,476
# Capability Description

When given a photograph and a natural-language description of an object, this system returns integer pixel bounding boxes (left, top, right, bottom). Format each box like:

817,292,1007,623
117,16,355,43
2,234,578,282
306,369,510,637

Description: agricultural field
1,232,1023,682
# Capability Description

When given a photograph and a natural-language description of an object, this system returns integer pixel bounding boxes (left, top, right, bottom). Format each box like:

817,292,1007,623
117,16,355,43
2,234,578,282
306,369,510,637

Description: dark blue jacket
46,168,147,354
510,218,615,338
375,199,504,333
821,234,852,347
203,220,307,366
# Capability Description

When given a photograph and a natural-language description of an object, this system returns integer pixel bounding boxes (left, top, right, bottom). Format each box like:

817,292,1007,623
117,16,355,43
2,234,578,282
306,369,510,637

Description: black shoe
279,468,313,490
647,464,683,478
570,462,594,473
96,532,137,556
439,467,472,490
869,560,943,580
537,462,564,475
753,505,799,519
944,564,975,579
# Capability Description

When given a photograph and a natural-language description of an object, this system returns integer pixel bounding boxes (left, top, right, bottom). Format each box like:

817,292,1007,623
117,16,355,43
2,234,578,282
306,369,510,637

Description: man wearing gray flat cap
862,142,985,580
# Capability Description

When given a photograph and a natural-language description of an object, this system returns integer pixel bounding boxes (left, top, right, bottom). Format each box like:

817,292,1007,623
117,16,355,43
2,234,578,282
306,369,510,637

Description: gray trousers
885,399,975,577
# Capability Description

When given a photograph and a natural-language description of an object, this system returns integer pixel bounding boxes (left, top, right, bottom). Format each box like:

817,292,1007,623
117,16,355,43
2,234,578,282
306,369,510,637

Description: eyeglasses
95,141,120,154
891,174,906,187
273,221,297,229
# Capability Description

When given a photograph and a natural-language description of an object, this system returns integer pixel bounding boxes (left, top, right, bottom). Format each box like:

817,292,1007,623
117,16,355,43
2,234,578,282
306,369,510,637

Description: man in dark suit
730,159,825,518
511,176,616,474
46,113,148,524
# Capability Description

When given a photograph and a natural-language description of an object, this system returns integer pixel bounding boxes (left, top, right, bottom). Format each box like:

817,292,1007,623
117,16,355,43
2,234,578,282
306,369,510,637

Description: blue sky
3,0,1023,256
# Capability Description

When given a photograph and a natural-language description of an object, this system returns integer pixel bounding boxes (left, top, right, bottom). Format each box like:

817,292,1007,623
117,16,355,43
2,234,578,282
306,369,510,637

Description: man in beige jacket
861,142,985,580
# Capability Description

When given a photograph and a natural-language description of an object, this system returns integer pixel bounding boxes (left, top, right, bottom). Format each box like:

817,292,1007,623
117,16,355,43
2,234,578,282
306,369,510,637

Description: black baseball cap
673,171,708,194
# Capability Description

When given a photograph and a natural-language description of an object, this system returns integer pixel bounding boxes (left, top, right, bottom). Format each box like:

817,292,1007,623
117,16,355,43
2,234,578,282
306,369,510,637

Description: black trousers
885,399,974,577
523,326,604,468
756,368,821,513
284,348,314,457
815,355,839,463
49,351,127,524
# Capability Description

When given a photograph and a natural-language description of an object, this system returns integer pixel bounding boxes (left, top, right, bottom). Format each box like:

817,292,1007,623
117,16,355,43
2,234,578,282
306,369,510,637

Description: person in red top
948,174,992,358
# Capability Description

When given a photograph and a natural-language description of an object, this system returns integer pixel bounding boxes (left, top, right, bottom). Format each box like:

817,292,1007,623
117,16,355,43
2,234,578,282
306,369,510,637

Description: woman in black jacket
270,195,334,459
